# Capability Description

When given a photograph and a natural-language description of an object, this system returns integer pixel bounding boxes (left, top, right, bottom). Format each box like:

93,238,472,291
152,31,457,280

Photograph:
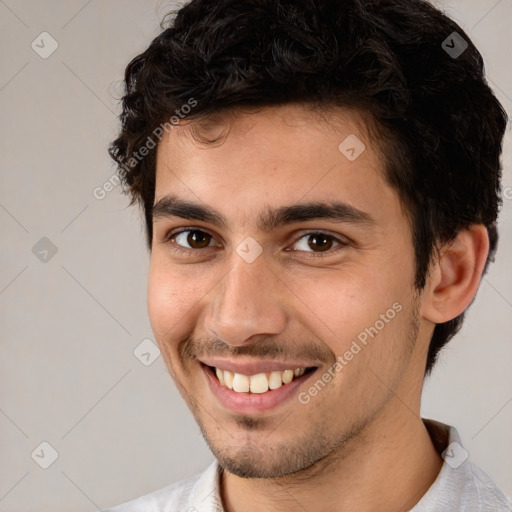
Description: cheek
147,258,202,344
297,267,412,389
288,264,400,337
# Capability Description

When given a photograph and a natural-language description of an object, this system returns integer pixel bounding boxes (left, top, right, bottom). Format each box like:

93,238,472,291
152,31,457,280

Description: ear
421,225,490,324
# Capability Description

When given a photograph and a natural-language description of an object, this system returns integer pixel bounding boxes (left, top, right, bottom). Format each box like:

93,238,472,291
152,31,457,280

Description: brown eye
170,229,215,250
306,233,334,252
291,232,340,253
183,230,212,249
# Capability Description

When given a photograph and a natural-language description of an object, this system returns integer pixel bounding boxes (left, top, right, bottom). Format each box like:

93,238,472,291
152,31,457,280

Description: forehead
153,104,397,228
156,103,380,170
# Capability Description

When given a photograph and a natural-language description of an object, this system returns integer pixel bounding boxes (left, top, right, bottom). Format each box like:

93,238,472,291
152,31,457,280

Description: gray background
0,0,511,510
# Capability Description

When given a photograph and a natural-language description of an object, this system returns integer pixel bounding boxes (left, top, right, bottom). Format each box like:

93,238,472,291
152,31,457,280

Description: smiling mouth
205,364,317,394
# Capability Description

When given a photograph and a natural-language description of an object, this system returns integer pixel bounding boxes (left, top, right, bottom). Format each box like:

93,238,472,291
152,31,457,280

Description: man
106,0,510,510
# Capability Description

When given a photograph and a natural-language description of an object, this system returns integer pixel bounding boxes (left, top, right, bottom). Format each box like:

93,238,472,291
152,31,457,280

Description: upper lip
198,357,319,376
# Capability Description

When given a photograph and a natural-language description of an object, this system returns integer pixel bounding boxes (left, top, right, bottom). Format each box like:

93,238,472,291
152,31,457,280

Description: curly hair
109,0,508,375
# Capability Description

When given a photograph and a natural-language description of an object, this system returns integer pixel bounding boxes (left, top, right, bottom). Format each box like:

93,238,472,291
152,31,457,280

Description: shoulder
417,418,511,512
466,463,512,512
103,461,221,512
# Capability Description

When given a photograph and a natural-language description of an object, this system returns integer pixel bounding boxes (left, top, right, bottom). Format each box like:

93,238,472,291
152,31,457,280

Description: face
148,104,428,479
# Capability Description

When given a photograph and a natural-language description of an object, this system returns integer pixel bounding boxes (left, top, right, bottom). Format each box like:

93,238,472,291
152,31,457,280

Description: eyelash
161,228,348,258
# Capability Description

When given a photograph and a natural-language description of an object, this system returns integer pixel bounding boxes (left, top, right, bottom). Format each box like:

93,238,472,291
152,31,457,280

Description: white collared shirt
105,419,511,511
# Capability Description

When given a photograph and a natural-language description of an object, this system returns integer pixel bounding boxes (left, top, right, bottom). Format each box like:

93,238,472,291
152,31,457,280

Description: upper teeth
215,367,307,394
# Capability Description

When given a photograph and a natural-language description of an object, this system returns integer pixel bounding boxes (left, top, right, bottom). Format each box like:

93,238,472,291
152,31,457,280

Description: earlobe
422,225,490,324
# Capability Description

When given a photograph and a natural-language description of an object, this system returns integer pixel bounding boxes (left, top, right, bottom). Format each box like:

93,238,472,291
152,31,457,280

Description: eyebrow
152,194,376,232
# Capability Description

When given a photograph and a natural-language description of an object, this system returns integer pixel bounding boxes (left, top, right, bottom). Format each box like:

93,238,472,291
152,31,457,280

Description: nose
203,253,287,348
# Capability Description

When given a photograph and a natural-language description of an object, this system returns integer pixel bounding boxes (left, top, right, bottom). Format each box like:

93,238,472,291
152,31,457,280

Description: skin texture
148,104,489,512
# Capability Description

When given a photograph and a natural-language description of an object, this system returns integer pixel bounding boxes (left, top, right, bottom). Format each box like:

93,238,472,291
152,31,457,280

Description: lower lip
201,363,317,415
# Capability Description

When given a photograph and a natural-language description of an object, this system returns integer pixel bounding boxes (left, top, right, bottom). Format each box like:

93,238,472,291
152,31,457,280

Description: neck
220,405,443,512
